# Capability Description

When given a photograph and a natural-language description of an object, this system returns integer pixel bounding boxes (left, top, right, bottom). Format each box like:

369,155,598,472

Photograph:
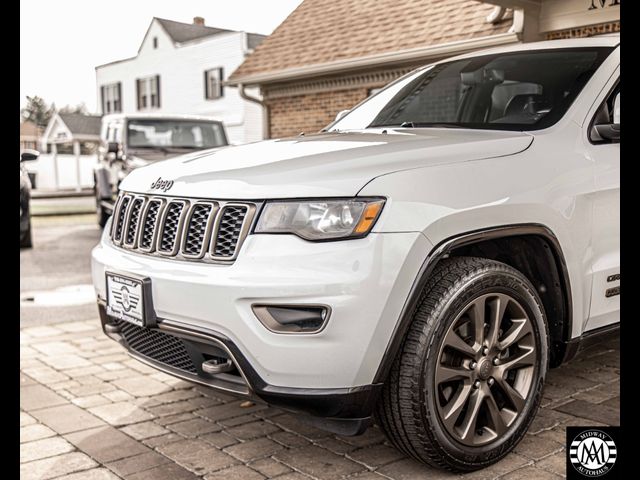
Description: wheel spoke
486,295,508,349
495,376,526,412
498,318,532,351
498,347,535,373
442,330,476,357
457,388,485,442
468,297,486,348
485,390,508,436
436,364,473,385
441,383,473,429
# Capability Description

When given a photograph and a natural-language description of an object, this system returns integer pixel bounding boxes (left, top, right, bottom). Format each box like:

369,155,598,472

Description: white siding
95,21,264,144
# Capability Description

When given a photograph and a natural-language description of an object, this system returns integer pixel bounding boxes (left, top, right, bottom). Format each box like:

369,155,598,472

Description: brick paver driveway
20,319,619,480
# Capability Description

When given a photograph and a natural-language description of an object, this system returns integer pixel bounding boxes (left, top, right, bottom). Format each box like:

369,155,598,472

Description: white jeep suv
91,36,620,471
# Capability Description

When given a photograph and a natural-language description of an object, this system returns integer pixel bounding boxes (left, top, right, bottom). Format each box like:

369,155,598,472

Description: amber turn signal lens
354,201,384,234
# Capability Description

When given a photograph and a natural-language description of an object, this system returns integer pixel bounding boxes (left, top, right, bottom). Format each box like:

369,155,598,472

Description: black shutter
100,85,106,113
155,75,161,108
136,79,141,110
116,82,122,112
204,70,210,99
219,67,224,98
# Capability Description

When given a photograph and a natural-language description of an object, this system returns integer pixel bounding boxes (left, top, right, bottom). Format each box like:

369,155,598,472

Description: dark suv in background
20,149,39,248
93,114,228,227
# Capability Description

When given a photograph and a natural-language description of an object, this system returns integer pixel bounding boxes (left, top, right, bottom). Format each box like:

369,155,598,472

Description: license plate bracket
105,272,157,327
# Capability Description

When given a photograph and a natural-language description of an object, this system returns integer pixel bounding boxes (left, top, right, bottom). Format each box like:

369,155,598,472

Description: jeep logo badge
150,177,174,192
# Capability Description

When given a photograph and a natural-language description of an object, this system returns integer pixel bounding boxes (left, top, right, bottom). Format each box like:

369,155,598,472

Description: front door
584,71,620,331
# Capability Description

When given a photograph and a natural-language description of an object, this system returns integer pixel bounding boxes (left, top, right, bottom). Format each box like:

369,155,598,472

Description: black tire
376,257,549,472
20,219,32,248
95,184,110,229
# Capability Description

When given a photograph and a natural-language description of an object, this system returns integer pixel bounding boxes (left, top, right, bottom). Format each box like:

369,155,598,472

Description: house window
136,76,161,110
204,68,224,100
101,82,122,114
153,37,158,49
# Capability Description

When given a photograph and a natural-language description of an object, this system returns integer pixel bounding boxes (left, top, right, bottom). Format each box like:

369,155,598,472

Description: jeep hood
120,129,533,199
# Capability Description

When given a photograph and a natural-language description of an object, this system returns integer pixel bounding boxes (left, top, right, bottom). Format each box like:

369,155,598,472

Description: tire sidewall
418,267,549,469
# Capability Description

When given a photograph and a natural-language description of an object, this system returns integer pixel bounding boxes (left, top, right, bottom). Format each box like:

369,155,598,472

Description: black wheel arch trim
372,223,573,384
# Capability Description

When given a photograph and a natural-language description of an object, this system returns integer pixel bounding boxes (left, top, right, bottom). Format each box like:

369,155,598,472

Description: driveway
20,215,620,480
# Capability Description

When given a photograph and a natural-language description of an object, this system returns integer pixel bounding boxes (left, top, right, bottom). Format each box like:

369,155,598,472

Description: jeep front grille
111,192,256,263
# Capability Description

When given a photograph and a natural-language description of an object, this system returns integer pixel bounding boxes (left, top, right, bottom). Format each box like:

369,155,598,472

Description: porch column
52,143,59,190
73,140,81,192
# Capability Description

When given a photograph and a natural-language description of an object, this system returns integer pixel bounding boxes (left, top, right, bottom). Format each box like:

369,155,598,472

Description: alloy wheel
435,293,536,447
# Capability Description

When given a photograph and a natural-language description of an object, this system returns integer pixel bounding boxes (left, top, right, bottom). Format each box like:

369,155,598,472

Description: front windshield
329,47,613,132
127,120,227,149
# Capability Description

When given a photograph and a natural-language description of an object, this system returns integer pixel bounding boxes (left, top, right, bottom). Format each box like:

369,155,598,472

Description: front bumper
92,222,431,425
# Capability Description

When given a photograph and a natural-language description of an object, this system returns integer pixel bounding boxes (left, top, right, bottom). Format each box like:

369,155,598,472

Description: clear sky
20,0,303,113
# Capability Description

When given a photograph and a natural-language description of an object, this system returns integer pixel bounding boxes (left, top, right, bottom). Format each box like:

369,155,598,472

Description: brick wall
546,21,620,40
265,88,370,138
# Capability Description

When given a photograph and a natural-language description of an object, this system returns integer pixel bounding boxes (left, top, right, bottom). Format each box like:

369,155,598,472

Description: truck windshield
127,120,227,149
329,47,614,132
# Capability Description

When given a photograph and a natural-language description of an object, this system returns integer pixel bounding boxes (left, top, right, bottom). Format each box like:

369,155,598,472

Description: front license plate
106,273,145,327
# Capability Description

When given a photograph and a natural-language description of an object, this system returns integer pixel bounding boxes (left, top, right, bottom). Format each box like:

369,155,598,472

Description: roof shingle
156,18,233,43
59,113,102,136
229,0,512,82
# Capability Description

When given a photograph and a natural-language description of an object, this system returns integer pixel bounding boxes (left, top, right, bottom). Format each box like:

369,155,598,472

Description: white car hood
120,129,533,199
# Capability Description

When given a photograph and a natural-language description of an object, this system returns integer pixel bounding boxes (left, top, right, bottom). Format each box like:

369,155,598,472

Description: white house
95,17,266,145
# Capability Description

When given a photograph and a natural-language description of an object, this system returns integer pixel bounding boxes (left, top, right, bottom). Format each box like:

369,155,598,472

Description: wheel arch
373,223,572,385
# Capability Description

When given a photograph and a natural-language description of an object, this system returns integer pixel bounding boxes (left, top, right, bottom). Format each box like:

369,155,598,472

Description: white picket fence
24,153,97,191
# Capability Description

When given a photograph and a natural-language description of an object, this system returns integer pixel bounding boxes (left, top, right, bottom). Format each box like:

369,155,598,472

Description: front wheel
376,257,548,472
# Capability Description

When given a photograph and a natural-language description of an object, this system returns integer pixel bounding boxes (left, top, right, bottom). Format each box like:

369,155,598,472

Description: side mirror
335,109,350,122
594,123,620,142
21,149,40,162
592,92,620,142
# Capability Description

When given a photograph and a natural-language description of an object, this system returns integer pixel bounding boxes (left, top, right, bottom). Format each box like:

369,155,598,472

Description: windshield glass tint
329,47,613,132
127,120,226,149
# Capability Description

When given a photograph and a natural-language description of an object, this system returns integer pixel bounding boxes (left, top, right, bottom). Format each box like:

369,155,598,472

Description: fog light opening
252,305,330,334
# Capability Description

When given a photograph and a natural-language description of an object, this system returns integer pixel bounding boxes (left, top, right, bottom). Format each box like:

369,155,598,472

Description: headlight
255,198,385,241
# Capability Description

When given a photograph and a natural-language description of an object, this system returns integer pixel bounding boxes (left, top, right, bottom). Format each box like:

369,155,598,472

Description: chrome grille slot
124,197,145,247
212,205,250,260
109,192,257,263
139,199,163,252
113,195,131,244
182,202,217,258
157,201,187,255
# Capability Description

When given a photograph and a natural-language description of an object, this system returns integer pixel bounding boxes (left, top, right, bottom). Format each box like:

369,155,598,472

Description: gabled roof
155,17,233,44
229,0,513,84
58,113,102,136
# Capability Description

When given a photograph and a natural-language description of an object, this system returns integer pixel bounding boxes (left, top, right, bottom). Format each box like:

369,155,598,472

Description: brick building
227,0,620,139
